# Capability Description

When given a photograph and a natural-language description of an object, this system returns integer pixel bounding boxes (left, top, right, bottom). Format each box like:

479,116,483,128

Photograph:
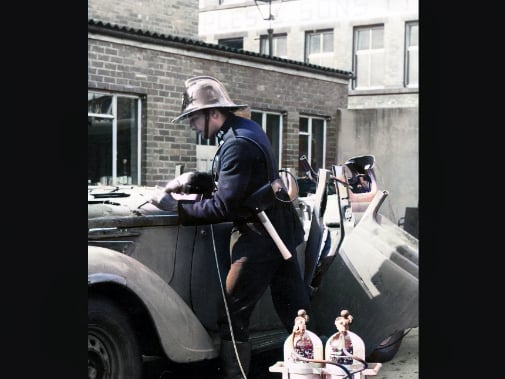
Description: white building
199,0,418,109
198,0,419,225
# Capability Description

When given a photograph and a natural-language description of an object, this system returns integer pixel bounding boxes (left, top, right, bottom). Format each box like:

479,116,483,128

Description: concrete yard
373,328,419,379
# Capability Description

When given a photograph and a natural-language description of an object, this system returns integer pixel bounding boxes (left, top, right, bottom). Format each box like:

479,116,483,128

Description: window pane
88,93,112,115
323,31,333,52
298,134,309,175
275,36,287,56
357,29,369,50
299,117,308,133
251,111,262,125
266,114,281,167
259,37,268,55
311,119,324,171
116,97,139,184
309,33,320,54
218,37,243,50
370,52,384,86
408,48,419,86
409,24,418,46
88,116,113,185
356,54,370,87
372,27,384,49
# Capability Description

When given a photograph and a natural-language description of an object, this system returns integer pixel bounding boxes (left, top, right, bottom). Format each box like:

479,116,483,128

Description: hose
210,224,248,379
289,342,368,379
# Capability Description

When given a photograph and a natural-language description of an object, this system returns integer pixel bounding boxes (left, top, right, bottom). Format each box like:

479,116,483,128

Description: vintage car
88,156,418,379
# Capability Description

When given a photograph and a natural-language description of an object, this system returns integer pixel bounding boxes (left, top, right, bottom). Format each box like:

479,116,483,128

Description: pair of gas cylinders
269,310,381,379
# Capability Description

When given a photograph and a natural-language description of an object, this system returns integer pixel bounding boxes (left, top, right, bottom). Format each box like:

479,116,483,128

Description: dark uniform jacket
178,113,304,252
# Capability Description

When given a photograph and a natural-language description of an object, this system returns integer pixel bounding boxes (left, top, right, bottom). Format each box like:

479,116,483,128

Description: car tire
366,330,405,363
88,295,143,379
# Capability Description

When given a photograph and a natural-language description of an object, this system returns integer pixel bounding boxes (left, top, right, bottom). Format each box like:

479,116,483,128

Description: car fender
88,245,218,362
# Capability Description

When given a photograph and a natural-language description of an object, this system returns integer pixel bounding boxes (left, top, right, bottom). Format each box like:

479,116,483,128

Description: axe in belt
244,179,294,260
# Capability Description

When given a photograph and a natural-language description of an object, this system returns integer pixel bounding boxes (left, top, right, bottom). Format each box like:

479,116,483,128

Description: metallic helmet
171,76,248,123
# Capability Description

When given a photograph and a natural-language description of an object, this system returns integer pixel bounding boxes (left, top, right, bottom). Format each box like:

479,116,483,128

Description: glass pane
251,111,262,125
275,36,287,56
356,54,370,87
260,37,268,55
299,117,308,133
88,116,113,185
309,33,321,54
116,97,139,185
311,119,324,171
88,93,112,115
370,52,384,86
218,37,243,50
323,31,333,52
357,29,369,50
408,49,419,86
409,24,418,46
372,27,384,49
266,114,281,167
298,134,309,176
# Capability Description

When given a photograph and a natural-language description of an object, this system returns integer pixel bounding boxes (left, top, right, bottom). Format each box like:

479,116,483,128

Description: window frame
298,115,327,175
217,37,244,50
352,24,385,90
88,91,142,186
304,29,334,63
251,110,284,170
259,33,287,58
404,20,419,88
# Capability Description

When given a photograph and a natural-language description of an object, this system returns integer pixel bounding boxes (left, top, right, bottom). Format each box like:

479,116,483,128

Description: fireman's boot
218,340,251,379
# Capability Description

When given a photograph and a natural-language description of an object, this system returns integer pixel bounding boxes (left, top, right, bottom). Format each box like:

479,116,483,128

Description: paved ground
373,328,418,379
145,327,419,378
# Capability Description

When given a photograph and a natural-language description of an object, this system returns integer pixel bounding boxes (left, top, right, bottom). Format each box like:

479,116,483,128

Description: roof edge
88,19,354,81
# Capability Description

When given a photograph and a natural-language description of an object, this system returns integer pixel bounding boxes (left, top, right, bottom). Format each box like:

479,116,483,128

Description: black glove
164,171,214,195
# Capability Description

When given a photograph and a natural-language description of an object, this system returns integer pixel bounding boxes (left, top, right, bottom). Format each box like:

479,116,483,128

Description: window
298,116,326,176
405,21,418,88
251,111,283,169
195,133,219,172
218,37,243,50
305,29,333,64
88,91,141,186
353,25,384,89
260,33,287,58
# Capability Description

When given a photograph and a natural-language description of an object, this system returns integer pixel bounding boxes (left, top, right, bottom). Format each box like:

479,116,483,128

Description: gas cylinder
278,309,324,378
323,310,369,379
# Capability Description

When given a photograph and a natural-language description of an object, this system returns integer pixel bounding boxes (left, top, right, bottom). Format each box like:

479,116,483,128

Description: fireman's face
188,109,223,139
188,111,205,133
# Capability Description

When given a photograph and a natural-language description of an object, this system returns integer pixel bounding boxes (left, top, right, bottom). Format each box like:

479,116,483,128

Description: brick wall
88,0,198,39
88,36,348,184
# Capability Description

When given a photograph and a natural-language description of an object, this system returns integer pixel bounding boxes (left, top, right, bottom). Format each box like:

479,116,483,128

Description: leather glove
164,171,214,194
150,189,179,212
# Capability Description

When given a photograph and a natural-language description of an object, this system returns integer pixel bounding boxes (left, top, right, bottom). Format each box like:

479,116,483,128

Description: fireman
157,76,311,378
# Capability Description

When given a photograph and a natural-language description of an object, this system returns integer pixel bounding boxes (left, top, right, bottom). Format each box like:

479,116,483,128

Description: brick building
88,0,417,222
88,1,351,187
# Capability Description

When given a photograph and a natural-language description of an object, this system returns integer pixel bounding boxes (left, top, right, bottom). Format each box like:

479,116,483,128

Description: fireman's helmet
171,76,248,123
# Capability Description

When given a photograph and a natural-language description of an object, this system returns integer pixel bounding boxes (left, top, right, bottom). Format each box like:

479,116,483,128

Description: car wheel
366,330,406,363
88,295,143,379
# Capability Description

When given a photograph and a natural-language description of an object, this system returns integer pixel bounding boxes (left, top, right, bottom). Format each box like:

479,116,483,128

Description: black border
5,5,88,378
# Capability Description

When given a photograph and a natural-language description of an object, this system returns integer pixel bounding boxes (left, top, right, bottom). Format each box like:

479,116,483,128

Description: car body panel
310,190,418,354
88,245,218,362
87,155,418,363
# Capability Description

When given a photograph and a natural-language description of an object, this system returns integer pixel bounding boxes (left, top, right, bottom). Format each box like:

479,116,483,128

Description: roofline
88,19,354,81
